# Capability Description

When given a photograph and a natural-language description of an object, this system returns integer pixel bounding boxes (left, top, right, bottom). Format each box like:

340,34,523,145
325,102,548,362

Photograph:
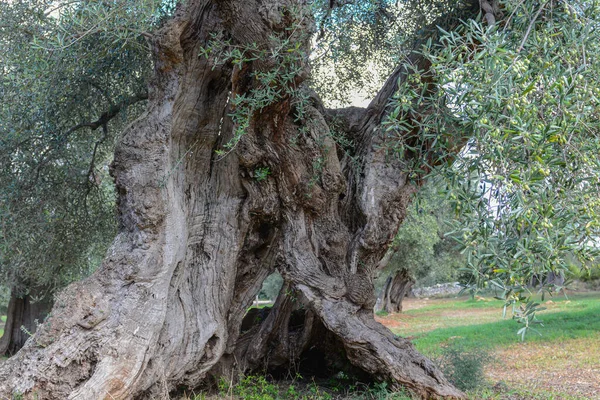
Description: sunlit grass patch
377,291,600,399
403,294,600,355
467,386,592,400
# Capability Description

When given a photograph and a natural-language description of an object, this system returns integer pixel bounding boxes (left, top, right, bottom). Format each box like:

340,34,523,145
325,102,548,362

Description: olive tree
377,181,464,314
0,0,599,399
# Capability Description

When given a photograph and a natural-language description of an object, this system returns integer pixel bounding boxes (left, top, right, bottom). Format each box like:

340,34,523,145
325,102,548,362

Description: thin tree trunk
0,1,479,398
0,286,53,356
381,269,415,314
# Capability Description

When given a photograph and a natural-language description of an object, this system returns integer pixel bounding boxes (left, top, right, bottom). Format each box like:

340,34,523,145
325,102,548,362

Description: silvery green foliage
310,0,475,106
378,180,465,291
0,0,172,294
385,0,600,336
259,272,284,300
2,0,599,341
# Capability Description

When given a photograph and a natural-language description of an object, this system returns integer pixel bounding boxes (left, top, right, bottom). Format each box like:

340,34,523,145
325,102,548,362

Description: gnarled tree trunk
0,286,53,356
0,1,481,398
380,269,415,314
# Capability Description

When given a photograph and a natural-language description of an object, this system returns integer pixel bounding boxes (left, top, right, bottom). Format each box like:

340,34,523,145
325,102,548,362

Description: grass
184,291,599,399
247,303,273,310
384,292,600,355
184,377,415,400
466,386,591,400
376,291,600,399
0,315,5,337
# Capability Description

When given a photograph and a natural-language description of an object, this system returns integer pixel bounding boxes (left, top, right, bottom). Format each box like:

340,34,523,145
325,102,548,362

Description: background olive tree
0,0,176,354
376,180,465,313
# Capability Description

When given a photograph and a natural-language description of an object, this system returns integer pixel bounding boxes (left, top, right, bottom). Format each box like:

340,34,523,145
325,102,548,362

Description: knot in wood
344,273,375,309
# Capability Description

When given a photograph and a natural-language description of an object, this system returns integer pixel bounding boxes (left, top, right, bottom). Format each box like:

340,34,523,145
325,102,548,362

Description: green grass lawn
376,291,600,399
186,291,600,399
400,293,600,356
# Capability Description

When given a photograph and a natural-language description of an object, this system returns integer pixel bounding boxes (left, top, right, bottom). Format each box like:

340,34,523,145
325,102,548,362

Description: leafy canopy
383,0,600,334
379,181,465,290
0,0,171,294
2,1,600,339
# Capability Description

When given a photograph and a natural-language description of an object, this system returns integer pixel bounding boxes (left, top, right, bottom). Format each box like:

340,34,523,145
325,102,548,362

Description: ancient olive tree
1,0,599,399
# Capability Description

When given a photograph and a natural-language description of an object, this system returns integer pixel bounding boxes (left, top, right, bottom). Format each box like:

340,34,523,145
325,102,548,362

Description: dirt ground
375,297,503,338
488,338,600,399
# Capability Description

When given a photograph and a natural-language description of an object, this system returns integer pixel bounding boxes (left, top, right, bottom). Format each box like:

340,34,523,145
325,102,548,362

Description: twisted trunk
0,1,479,398
380,269,415,314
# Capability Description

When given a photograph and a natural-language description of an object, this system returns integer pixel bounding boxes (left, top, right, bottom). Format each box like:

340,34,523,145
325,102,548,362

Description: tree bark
0,1,479,398
0,286,53,356
380,269,415,314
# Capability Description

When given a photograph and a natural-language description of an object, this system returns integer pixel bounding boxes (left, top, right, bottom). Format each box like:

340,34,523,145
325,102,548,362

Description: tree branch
518,1,547,52
480,0,501,26
25,92,149,191
87,123,109,184
357,1,481,133
63,91,149,137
